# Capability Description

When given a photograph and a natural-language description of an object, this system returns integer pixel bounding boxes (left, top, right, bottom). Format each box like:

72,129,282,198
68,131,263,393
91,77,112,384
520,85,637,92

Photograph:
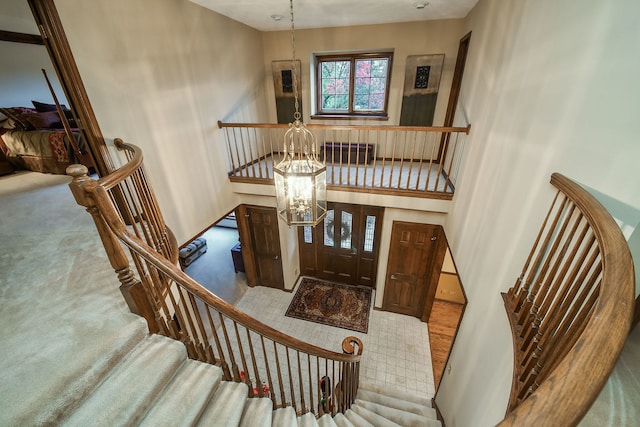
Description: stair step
356,388,437,419
239,397,273,427
196,381,248,426
6,316,148,426
332,413,355,427
355,399,440,427
318,413,339,427
297,412,319,427
359,383,432,408
139,360,223,426
351,404,401,427
61,334,187,426
344,408,374,427
273,407,297,427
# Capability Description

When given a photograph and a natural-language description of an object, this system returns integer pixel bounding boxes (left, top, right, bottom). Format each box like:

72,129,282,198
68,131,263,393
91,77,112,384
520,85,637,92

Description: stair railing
67,139,361,417
218,121,470,199
498,173,635,426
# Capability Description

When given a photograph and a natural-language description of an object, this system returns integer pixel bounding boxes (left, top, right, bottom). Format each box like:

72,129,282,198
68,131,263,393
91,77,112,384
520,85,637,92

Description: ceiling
189,0,479,32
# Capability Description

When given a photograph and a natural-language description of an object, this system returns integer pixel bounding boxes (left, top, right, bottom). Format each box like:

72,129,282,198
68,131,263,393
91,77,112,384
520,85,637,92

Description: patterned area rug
285,277,373,333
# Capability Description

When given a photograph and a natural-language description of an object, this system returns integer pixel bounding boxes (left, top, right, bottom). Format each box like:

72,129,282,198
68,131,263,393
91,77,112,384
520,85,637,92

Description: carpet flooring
285,277,373,333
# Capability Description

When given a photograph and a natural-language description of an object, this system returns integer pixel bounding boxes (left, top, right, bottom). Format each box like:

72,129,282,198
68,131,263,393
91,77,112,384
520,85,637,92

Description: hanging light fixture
274,0,327,227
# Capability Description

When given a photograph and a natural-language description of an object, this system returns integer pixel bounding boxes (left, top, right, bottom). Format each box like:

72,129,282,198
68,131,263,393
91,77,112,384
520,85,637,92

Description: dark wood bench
321,142,374,165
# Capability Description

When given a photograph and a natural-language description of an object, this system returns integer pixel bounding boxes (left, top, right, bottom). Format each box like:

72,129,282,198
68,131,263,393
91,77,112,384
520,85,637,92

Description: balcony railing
219,121,471,199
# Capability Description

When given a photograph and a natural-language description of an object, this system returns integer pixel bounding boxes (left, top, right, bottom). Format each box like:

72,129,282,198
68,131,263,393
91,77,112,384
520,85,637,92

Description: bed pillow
0,107,37,130
32,100,68,112
22,111,63,129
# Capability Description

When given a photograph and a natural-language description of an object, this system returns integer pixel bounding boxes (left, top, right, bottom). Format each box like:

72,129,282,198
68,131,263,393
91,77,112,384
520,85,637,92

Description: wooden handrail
97,138,144,190
498,172,635,426
68,141,362,416
91,180,360,362
218,120,471,134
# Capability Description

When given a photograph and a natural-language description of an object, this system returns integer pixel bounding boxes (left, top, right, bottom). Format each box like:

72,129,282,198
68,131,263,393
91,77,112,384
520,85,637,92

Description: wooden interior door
382,222,445,318
246,206,284,289
299,203,383,287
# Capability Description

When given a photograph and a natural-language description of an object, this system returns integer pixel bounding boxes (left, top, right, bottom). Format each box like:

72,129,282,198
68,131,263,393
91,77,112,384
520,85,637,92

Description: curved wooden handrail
218,120,471,135
498,172,635,426
98,138,143,190
88,166,360,364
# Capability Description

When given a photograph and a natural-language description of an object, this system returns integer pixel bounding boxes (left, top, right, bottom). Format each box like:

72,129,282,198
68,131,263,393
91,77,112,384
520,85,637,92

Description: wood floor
428,299,465,390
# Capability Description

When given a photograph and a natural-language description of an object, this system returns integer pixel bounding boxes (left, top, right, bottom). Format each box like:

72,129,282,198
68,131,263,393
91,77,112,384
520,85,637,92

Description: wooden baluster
397,131,406,189
218,313,241,382
406,130,417,189
273,341,286,409
67,165,159,333
206,307,231,380
519,207,582,347
260,336,276,409
517,198,573,325
521,218,589,349
513,194,567,312
415,131,427,191
434,131,448,192
296,350,306,413
233,322,253,396
223,127,236,177
388,131,397,188
245,329,264,397
307,354,314,416
285,347,297,413
317,356,324,416
520,235,597,376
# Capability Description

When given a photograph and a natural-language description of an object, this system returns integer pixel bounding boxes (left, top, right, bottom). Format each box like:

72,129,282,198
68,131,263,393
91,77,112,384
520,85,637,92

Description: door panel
318,205,360,283
247,206,284,289
383,222,443,317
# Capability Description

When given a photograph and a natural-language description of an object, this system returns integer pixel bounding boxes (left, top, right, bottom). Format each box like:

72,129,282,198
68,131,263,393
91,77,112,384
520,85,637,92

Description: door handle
390,274,397,280
274,255,280,260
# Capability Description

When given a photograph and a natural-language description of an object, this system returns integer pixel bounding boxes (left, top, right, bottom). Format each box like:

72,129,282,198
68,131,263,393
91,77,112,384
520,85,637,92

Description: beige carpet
0,171,146,425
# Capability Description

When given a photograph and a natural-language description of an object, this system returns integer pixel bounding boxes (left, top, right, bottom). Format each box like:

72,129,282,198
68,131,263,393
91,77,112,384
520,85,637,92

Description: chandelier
274,0,327,226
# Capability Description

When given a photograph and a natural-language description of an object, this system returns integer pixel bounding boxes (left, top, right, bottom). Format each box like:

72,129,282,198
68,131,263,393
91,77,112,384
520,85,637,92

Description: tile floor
234,281,436,399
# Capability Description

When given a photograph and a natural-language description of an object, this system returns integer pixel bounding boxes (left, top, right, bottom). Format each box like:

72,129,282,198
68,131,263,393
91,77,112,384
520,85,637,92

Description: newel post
67,164,160,333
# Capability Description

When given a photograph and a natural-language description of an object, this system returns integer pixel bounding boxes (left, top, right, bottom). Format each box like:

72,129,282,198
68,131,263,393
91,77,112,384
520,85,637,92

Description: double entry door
299,203,383,287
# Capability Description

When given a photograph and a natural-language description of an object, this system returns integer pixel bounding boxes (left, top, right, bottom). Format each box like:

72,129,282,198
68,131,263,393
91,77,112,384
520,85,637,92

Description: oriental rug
285,277,373,333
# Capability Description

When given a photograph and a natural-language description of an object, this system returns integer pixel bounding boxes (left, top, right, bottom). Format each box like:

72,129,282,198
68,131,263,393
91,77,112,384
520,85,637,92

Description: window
314,52,393,118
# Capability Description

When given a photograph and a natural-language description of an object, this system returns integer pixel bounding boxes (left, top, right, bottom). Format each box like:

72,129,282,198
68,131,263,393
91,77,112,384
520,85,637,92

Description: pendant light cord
289,0,301,121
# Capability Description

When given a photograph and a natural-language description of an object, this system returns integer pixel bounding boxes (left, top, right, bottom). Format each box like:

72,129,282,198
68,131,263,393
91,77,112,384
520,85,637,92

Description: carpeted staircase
0,172,441,426
55,328,442,426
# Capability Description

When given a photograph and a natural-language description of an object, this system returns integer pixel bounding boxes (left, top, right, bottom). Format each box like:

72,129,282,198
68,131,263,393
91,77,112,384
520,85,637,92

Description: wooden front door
299,203,383,287
382,222,445,318
246,206,284,289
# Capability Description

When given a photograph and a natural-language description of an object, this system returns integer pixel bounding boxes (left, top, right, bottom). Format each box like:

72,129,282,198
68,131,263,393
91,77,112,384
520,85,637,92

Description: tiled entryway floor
235,280,436,399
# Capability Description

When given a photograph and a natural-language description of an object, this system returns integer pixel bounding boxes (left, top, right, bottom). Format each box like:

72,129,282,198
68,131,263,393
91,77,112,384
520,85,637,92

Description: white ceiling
189,0,479,32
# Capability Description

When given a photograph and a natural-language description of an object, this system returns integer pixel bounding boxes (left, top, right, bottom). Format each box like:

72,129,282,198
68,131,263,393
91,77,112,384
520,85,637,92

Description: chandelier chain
289,0,301,121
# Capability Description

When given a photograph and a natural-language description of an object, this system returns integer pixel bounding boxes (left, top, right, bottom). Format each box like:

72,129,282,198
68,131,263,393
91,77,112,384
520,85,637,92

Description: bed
0,104,93,175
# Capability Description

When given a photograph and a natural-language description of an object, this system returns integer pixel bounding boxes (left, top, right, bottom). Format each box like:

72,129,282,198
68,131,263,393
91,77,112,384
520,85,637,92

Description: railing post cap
67,163,89,179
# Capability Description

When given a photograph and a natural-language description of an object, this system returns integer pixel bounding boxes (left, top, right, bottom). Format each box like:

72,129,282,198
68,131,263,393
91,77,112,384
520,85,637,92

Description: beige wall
55,0,269,243
437,0,640,425
261,19,466,126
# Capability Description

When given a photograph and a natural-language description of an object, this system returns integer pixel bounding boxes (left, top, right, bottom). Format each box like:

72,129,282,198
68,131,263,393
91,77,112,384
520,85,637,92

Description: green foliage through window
316,52,392,117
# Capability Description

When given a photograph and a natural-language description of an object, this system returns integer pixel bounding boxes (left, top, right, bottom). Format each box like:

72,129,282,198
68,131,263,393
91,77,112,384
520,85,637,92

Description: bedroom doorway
26,0,111,176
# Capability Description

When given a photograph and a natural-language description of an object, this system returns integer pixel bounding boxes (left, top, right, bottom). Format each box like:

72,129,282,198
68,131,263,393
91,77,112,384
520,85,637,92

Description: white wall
437,0,640,425
54,0,269,243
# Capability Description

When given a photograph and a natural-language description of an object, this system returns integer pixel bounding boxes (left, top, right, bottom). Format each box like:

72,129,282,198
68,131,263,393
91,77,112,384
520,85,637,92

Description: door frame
28,0,112,176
